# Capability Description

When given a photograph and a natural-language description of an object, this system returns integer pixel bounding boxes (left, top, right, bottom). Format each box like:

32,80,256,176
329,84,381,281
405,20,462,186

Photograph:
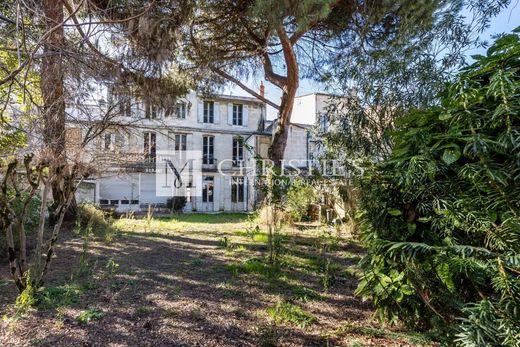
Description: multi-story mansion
69,89,332,213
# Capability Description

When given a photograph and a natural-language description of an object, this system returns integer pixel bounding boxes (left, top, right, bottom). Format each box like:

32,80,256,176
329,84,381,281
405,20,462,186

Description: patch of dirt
0,218,432,346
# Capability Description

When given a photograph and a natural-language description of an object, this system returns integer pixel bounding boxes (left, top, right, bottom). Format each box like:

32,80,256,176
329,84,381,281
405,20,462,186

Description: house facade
69,89,334,213
69,90,271,212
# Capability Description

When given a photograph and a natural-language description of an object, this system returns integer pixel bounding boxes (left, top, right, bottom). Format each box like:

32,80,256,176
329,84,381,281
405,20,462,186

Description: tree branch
211,67,280,110
262,52,287,89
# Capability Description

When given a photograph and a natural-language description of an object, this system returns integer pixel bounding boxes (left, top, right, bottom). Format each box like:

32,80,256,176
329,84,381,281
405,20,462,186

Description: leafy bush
166,196,187,212
77,203,113,235
285,180,316,222
356,30,520,345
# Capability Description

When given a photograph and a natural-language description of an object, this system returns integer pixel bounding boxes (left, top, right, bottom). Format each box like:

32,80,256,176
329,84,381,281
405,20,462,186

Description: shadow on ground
0,216,430,347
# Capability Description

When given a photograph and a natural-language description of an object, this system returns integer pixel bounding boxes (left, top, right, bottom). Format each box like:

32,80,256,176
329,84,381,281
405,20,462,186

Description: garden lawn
0,213,433,346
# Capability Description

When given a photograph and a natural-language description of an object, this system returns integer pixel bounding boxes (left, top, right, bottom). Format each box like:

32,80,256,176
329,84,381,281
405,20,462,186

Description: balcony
202,156,218,171
232,159,245,168
95,151,157,172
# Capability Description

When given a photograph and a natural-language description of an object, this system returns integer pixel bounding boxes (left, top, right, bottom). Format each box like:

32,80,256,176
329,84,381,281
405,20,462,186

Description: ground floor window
202,176,214,203
231,177,244,203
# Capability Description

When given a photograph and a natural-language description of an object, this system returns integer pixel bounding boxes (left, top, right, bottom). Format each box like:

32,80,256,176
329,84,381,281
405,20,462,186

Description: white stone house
68,90,271,213
67,89,336,213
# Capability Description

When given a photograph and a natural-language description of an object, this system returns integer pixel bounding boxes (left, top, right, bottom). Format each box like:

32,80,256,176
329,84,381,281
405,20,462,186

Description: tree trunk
268,88,296,166
41,0,77,222
266,26,299,167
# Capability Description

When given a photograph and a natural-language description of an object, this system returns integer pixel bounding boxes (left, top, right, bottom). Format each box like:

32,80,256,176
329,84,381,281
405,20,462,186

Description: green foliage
76,203,116,240
77,308,104,324
292,286,323,302
135,306,154,316
226,258,281,279
285,180,316,222
258,324,280,347
356,29,520,344
105,258,120,277
36,284,83,310
166,196,187,212
267,302,316,328
14,271,36,315
0,190,41,260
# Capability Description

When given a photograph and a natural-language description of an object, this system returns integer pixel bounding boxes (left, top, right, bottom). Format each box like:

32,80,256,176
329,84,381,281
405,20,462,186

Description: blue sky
226,2,520,119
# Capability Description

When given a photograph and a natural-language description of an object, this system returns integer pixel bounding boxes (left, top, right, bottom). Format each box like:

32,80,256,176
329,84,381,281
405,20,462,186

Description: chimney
259,81,265,97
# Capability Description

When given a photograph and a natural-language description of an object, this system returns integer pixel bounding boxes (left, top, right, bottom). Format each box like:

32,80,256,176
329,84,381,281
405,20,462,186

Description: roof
290,122,313,129
197,93,265,104
295,92,338,99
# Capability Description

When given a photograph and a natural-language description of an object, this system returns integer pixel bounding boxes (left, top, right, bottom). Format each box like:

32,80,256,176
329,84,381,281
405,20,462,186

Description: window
145,103,158,119
319,114,328,132
176,102,187,119
131,200,139,205
144,132,156,161
99,199,109,205
118,95,131,117
232,104,243,125
109,200,119,205
120,200,129,205
231,177,245,203
203,101,214,123
174,134,187,151
232,138,244,166
104,133,114,151
202,176,214,203
203,136,214,164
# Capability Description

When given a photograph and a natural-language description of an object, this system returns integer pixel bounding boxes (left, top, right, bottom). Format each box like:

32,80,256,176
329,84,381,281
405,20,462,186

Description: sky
225,1,520,119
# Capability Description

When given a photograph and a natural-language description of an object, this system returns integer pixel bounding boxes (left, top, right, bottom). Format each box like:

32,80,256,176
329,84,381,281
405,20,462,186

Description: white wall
291,94,316,125
290,93,334,125
283,125,310,168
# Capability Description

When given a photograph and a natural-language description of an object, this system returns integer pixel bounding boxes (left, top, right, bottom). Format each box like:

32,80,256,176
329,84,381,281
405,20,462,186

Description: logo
155,150,202,197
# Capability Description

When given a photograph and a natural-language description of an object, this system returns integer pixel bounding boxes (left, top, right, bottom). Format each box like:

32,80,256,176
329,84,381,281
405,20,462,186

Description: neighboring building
290,92,333,128
281,93,333,169
67,89,334,213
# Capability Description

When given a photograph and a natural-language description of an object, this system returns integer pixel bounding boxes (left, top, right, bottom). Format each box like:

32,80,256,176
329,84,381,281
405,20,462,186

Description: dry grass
0,213,434,346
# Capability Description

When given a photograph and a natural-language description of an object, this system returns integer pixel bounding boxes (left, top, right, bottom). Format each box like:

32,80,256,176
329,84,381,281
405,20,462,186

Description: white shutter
115,133,124,150
187,134,192,151
214,102,220,123
243,105,249,127
131,97,139,115
228,103,233,125
197,102,203,123
213,176,220,211
168,132,175,149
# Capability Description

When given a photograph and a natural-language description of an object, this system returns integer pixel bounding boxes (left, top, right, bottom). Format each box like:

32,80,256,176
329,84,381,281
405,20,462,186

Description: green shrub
36,284,83,309
356,30,520,345
166,196,187,212
267,302,316,328
76,203,116,240
285,180,316,222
